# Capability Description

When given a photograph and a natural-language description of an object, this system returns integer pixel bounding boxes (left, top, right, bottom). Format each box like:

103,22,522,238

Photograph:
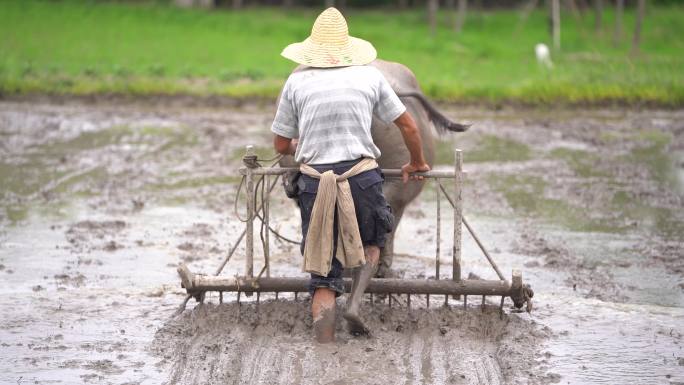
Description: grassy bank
1,0,683,104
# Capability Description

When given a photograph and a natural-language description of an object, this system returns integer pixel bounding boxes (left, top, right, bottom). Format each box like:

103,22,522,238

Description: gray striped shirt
271,65,406,165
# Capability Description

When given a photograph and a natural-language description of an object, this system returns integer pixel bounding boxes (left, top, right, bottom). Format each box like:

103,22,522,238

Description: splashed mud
1,99,683,384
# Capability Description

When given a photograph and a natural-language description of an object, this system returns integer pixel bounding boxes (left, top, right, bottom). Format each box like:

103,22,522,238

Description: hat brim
281,36,377,68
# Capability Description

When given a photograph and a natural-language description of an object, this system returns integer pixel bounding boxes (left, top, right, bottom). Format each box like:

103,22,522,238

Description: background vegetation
1,0,683,104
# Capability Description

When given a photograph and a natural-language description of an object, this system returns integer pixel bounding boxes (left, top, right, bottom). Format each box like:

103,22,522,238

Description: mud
1,99,683,384
152,301,551,385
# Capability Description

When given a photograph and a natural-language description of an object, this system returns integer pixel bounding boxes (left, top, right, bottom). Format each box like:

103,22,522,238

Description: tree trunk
232,0,242,9
336,0,346,12
325,0,334,8
632,0,646,54
576,0,589,14
517,0,539,31
283,0,294,8
551,0,561,50
455,0,467,33
565,0,581,20
398,0,408,9
613,0,624,44
594,0,603,32
428,0,439,36
175,0,215,7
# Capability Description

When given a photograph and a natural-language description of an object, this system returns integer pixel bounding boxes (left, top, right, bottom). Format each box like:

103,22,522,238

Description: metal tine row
226,290,502,319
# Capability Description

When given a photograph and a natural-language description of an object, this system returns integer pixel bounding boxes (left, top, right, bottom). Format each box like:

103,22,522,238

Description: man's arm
273,134,298,156
394,111,431,183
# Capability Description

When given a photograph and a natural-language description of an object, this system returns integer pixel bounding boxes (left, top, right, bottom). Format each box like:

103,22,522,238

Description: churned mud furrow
3,101,683,384
153,302,548,385
437,331,459,384
161,306,255,385
408,332,424,384
483,355,505,385
290,349,305,384
397,334,412,385
426,333,447,384
237,335,275,383
419,332,434,384
270,341,295,384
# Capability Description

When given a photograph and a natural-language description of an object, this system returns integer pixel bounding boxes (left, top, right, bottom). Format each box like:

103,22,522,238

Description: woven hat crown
310,8,349,47
280,7,376,68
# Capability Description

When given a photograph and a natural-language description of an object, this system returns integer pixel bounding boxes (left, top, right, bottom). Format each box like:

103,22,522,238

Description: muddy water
1,100,683,384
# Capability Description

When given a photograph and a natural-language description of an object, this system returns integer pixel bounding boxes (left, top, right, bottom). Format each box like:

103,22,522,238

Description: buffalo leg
378,203,405,278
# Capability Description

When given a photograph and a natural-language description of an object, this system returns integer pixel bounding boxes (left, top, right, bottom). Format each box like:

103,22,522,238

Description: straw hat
281,8,377,68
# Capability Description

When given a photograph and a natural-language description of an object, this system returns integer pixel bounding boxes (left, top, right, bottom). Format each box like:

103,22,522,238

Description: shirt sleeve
373,70,407,124
271,78,299,139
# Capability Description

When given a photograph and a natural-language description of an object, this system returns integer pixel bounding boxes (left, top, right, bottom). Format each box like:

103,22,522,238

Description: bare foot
343,311,370,336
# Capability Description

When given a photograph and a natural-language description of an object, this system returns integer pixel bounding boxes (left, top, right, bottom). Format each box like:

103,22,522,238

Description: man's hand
401,161,431,183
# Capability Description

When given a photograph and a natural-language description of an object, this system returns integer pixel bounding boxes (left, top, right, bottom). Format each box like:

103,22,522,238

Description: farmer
271,7,430,343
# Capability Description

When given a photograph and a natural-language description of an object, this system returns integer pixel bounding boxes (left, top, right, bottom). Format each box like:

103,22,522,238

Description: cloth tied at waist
299,158,379,276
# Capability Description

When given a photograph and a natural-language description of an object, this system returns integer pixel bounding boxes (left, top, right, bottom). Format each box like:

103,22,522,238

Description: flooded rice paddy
0,99,683,384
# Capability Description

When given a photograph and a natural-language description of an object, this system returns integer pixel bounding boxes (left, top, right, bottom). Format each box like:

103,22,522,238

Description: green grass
1,0,684,104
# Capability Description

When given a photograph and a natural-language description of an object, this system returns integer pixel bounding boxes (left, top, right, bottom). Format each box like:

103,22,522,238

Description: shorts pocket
354,169,384,190
297,175,319,194
374,205,394,239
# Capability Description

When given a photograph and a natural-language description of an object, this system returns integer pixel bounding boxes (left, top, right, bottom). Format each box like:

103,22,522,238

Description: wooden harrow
177,146,534,315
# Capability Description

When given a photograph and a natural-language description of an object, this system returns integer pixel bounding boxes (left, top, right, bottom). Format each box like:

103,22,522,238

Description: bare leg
312,288,336,343
343,245,379,336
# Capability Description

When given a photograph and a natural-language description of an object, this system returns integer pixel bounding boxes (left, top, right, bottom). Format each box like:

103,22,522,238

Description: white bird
535,43,553,69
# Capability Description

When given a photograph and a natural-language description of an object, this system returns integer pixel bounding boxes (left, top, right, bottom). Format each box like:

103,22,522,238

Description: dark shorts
297,158,394,297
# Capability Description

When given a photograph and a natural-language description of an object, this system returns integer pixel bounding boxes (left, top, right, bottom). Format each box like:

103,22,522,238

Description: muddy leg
312,288,336,343
378,205,405,278
344,246,379,336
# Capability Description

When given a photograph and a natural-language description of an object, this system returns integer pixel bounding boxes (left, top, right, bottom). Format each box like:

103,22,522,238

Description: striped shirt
271,65,406,165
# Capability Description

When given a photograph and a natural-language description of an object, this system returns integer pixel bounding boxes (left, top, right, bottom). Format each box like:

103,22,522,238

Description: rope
233,154,284,223
235,153,301,244
242,154,301,245
233,176,249,222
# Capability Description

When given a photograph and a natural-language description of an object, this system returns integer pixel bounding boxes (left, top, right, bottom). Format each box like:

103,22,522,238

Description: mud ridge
152,300,554,385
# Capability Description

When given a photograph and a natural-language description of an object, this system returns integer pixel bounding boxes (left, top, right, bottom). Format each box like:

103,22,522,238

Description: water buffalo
278,59,468,277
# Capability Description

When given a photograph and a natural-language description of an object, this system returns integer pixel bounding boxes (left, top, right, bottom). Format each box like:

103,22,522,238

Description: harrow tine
426,294,430,308
219,291,223,304
294,292,298,301
499,296,505,319
275,292,279,300
481,295,486,312
463,295,467,310
407,294,411,310
237,291,241,320
389,294,392,308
